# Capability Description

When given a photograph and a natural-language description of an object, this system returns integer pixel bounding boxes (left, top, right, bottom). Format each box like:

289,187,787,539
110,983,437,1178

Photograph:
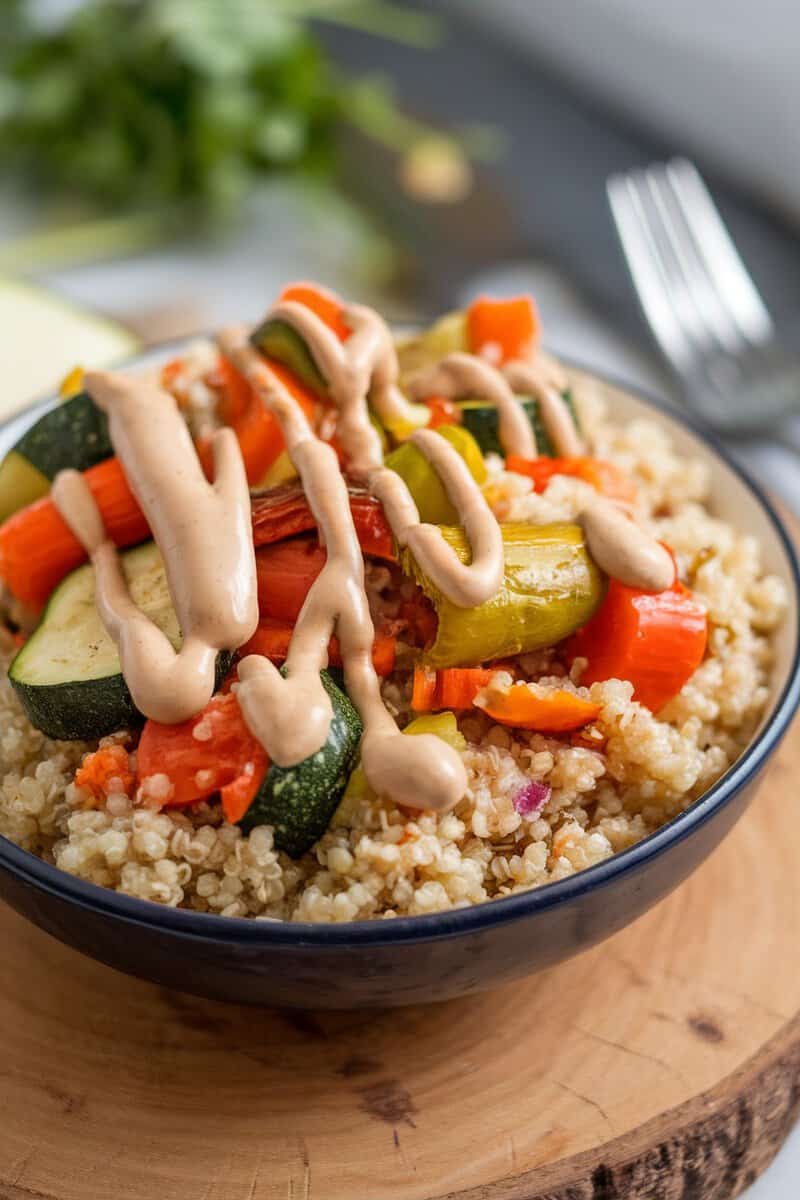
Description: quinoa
0,374,787,921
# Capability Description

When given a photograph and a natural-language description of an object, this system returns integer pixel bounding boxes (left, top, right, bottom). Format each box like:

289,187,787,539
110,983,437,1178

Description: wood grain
0,718,798,1200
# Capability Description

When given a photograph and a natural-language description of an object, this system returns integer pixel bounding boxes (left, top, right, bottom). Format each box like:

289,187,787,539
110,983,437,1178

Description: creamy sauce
52,371,257,723
407,352,537,459
401,346,673,591
50,291,676,820
580,499,674,592
219,333,467,810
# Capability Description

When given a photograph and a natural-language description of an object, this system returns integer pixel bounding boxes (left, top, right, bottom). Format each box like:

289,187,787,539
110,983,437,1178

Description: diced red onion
513,780,551,817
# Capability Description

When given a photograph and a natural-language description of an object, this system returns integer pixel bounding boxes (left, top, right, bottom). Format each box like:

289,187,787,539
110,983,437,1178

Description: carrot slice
506,455,637,504
0,457,149,610
480,683,601,732
467,295,539,364
566,576,708,713
424,395,462,429
242,620,396,677
205,356,318,486
75,744,135,802
411,666,497,712
279,282,350,341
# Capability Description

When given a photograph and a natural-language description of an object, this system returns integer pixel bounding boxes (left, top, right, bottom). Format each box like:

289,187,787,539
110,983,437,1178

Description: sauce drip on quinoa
49,292,673,813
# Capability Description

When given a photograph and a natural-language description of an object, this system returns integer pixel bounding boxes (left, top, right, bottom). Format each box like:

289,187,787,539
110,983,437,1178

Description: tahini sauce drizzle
403,345,673,592
51,371,258,723
249,307,504,608
218,332,467,811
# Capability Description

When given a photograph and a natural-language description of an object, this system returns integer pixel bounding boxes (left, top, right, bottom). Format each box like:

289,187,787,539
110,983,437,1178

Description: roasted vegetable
412,666,497,712
333,707,465,826
137,692,267,822
250,283,348,399
566,575,708,713
9,541,231,740
384,424,486,525
242,618,396,677
250,482,395,561
238,669,363,856
459,390,579,458
402,522,605,668
466,295,539,363
477,682,601,732
506,455,636,503
0,456,150,610
0,391,112,522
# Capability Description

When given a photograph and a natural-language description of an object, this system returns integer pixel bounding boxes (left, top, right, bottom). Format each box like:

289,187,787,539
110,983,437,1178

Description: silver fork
607,157,800,438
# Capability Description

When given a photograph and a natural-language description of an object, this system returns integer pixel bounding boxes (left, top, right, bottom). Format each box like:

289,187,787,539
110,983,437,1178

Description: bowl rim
1,342,799,948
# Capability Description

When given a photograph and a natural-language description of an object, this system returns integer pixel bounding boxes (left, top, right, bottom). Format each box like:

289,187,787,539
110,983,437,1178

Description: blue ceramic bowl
0,351,798,1008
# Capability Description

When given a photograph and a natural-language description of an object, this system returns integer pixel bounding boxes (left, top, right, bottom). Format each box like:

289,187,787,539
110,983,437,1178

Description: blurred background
0,1,797,1193
1,0,799,477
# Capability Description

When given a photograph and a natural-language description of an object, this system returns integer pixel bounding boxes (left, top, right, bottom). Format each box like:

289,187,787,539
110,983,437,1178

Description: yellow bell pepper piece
403,711,467,751
384,424,486,525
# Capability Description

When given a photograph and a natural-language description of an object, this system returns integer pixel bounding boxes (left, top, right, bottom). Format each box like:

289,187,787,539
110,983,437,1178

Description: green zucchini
0,392,112,522
238,669,363,857
459,389,579,458
9,541,231,741
250,319,327,397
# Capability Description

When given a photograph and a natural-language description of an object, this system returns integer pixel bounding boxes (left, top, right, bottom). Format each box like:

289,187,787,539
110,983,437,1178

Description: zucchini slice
9,541,231,741
0,392,112,522
459,389,579,458
250,319,327,397
238,670,363,857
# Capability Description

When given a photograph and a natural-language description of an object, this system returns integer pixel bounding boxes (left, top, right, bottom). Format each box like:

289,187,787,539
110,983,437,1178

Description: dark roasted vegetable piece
238,669,363,856
459,390,579,458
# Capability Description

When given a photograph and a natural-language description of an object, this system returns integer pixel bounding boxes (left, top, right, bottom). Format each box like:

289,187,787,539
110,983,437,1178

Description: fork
607,157,800,439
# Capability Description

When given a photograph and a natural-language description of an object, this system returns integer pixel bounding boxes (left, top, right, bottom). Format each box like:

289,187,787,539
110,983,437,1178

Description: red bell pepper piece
251,483,395,561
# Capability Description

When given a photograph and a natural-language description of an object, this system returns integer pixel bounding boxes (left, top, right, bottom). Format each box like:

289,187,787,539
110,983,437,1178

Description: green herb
0,0,480,222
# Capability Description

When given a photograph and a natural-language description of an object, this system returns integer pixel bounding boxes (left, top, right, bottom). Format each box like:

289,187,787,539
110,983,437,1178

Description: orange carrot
424,395,462,429
279,282,350,341
506,455,637,504
566,576,708,713
0,457,149,610
480,683,601,732
411,666,497,712
75,744,135,803
411,666,437,711
241,620,397,677
205,355,318,485
467,295,539,364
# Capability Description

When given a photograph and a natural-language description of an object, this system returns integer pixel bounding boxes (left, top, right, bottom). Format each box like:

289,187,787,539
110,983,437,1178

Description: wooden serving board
0,719,797,1200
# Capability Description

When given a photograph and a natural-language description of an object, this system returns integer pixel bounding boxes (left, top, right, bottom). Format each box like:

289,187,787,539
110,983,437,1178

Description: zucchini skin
13,391,112,480
239,670,363,857
10,652,234,742
402,522,605,668
249,319,328,397
460,389,578,457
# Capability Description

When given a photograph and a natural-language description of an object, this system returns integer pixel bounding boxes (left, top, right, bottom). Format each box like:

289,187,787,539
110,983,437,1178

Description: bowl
0,346,798,1009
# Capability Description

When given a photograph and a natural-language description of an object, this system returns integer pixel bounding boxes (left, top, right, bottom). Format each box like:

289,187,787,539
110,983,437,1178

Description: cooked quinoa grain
0,378,786,921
